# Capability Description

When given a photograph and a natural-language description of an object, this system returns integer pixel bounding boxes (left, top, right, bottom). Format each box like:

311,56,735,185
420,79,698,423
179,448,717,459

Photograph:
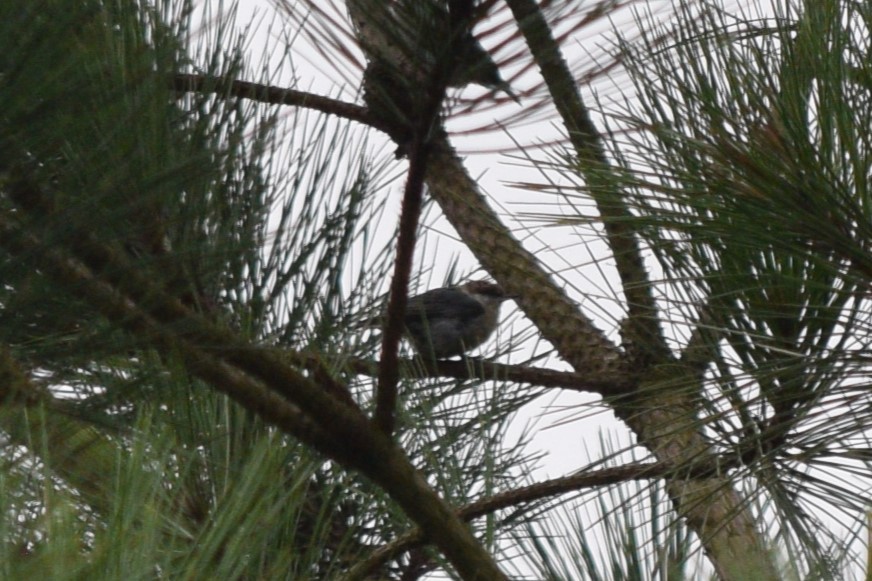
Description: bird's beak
502,85,521,105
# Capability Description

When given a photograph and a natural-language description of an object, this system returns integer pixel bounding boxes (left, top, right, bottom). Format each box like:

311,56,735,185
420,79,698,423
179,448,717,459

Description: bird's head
459,280,514,307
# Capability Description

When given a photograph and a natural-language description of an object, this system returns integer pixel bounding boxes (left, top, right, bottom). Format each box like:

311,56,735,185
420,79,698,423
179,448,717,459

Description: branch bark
0,177,507,581
499,1,777,578
188,1,777,577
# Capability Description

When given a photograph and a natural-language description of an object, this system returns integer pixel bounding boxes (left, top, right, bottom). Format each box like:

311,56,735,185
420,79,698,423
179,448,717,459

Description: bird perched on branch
359,0,518,150
440,0,518,102
370,0,516,96
403,280,513,359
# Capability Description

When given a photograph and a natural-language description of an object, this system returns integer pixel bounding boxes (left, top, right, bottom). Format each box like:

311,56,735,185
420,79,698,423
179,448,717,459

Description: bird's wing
405,288,484,322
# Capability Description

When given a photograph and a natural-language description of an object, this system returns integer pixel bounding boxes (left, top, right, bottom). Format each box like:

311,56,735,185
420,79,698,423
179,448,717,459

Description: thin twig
171,72,390,133
344,453,746,580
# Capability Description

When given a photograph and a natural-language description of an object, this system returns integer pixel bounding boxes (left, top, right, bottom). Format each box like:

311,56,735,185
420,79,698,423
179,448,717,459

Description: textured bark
348,0,778,577
425,135,625,376
424,130,776,579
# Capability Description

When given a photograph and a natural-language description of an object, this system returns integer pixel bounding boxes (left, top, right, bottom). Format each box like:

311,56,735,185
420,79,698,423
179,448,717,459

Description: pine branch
171,72,388,132
324,352,636,395
0,169,508,581
345,451,758,580
505,0,667,365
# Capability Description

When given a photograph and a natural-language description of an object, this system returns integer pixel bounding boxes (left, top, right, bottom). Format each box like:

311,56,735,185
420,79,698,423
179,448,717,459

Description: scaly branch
503,1,778,578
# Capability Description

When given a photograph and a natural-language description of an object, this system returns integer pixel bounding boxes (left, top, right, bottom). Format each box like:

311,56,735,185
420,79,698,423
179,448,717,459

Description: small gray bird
362,0,518,121
404,280,512,358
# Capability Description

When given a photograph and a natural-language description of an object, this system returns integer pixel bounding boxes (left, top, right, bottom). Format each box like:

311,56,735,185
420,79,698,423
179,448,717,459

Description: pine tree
1,0,871,579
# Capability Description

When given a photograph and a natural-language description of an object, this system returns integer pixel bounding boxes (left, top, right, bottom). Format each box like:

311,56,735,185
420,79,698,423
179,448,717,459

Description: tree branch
171,72,390,133
375,137,431,436
0,176,507,581
345,452,750,580
326,353,636,396
506,0,667,365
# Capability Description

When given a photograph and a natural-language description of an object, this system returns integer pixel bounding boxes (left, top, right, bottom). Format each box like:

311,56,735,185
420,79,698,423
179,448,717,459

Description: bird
403,280,513,359
449,38,519,102
361,0,519,149
404,0,518,100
